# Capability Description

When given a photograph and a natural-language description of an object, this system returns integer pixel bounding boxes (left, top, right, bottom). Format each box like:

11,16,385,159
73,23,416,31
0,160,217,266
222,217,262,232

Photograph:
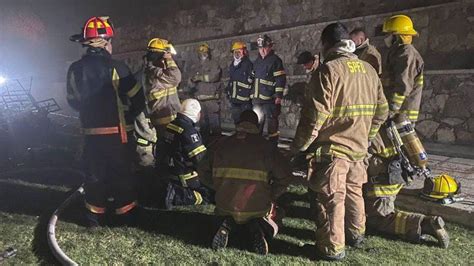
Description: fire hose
47,184,84,266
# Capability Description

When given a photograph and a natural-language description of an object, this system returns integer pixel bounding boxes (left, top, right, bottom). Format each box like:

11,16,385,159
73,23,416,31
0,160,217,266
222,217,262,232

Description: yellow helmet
422,174,460,200
147,38,176,54
383,14,418,35
231,41,247,52
197,43,210,54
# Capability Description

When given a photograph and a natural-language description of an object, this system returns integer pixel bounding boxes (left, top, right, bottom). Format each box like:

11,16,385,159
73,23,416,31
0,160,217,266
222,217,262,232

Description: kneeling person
156,99,213,209
211,110,291,255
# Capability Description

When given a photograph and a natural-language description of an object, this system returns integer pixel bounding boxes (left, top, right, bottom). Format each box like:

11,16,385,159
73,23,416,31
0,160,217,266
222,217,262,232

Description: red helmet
83,16,114,40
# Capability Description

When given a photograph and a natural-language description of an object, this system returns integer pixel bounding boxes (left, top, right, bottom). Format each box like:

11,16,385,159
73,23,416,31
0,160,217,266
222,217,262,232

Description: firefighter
190,43,223,142
290,23,388,260
67,16,145,227
350,28,382,76
382,14,424,124
296,51,319,75
364,127,450,248
211,110,291,255
143,38,182,135
251,34,286,145
227,41,253,124
156,99,214,209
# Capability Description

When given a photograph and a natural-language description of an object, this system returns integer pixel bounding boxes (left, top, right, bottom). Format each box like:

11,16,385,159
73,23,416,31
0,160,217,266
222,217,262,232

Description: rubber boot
247,220,269,255
212,218,234,250
421,216,449,248
347,234,365,248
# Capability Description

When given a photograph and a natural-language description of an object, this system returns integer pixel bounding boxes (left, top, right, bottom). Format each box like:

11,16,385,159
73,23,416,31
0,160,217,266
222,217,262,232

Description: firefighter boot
248,220,269,255
165,183,202,209
84,210,101,228
315,250,346,261
212,218,234,250
347,234,365,248
421,216,449,248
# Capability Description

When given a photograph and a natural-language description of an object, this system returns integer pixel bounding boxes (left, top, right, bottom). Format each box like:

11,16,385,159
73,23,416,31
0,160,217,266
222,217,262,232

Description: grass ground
1,173,474,265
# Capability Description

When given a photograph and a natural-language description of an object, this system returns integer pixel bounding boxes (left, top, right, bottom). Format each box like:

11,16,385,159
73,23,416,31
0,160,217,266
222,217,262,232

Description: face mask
233,53,242,61
199,54,208,61
384,35,394,48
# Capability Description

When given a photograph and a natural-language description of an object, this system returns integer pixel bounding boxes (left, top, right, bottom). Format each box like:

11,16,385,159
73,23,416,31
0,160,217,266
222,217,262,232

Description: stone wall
112,1,474,145
417,70,474,145
115,1,474,78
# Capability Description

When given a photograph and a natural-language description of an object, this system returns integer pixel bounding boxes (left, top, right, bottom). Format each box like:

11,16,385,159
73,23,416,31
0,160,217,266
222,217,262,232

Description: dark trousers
83,136,136,215
230,102,252,124
200,101,221,143
252,103,280,144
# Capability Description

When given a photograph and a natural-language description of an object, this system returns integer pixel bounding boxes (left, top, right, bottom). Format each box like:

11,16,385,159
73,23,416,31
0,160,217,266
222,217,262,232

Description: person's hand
191,73,202,83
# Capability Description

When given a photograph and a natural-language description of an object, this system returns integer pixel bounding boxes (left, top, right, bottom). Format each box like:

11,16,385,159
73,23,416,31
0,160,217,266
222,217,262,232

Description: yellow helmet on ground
231,41,247,52
383,14,418,35
198,43,210,54
147,38,176,54
422,174,460,200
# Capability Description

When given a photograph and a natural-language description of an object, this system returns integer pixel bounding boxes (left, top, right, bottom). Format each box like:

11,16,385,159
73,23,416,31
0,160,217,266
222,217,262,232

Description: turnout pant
83,136,137,216
230,102,252,124
309,158,367,256
252,103,280,144
200,101,221,143
364,155,425,242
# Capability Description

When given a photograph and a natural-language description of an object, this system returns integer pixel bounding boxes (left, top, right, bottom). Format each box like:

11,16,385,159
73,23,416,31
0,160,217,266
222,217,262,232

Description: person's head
382,14,418,47
146,38,176,65
257,35,273,58
180,99,201,123
231,41,248,61
197,43,210,61
349,28,367,47
77,16,115,53
297,51,318,72
320,22,350,55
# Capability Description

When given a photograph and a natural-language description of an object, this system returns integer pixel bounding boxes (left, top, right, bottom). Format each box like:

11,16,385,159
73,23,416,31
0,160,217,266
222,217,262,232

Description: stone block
441,118,465,127
443,96,470,118
416,120,439,139
455,129,474,145
467,118,474,133
435,127,456,144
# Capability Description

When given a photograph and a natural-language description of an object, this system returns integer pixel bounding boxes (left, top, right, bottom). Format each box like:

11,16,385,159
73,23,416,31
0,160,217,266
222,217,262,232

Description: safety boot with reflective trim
315,250,346,261
248,220,269,255
421,216,449,249
212,218,234,250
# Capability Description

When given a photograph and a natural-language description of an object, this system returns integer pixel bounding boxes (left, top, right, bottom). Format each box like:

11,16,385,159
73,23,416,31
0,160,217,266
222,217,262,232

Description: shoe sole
212,227,229,250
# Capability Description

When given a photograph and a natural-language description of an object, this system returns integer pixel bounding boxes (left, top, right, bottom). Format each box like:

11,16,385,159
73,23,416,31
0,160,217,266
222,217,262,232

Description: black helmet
297,51,314,64
257,34,273,48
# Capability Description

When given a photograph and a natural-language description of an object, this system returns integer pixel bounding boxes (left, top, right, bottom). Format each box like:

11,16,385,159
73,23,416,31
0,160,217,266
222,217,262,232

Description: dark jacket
227,57,253,104
67,48,145,144
251,50,286,104
158,113,207,187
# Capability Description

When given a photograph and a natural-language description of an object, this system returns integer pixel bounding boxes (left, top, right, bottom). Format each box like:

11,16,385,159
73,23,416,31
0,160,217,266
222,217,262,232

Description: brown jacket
354,39,382,76
383,43,424,122
143,58,182,126
190,59,223,113
211,122,291,223
292,52,388,162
